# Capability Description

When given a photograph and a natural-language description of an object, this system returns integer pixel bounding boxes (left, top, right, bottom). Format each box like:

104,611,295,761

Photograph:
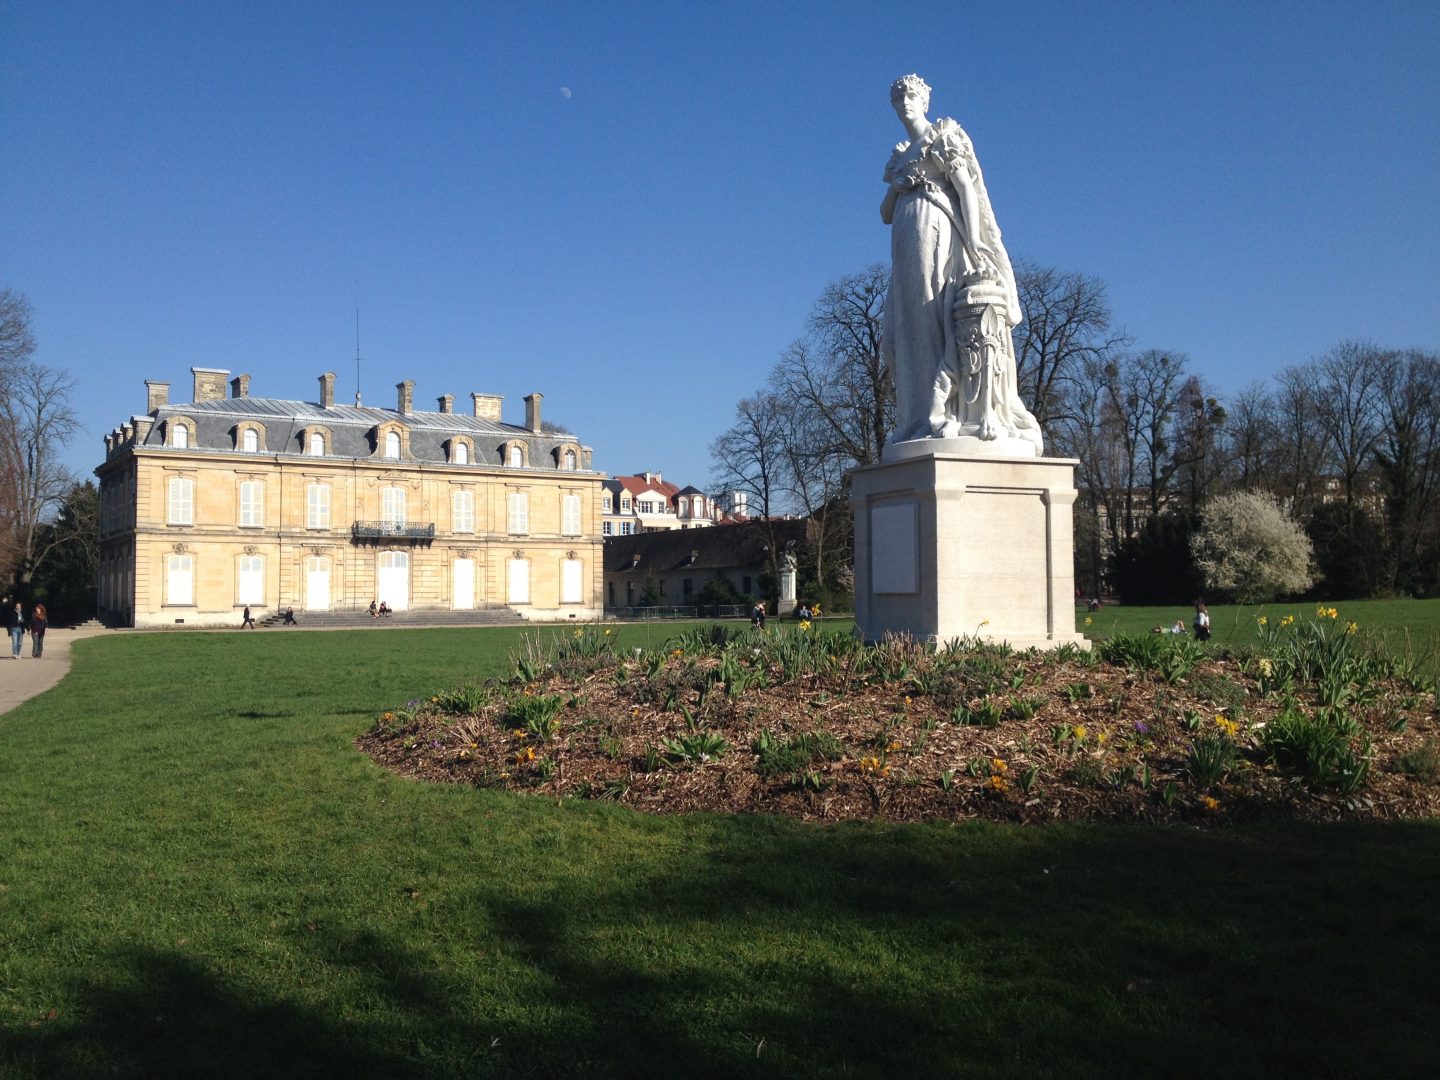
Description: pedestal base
850,450,1089,651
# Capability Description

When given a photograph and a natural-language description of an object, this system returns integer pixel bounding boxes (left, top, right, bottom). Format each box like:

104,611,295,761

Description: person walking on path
28,604,47,658
7,601,24,658
241,605,256,629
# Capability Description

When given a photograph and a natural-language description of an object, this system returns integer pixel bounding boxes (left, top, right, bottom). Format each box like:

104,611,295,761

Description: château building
95,367,605,627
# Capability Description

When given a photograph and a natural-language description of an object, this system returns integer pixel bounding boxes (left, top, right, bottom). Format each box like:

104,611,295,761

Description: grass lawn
1076,597,1440,656
2,625,1439,1077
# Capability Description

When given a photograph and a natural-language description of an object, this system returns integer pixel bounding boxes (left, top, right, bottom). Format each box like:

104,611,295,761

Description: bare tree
1012,260,1131,440
1169,375,1228,515
1102,350,1190,537
1222,382,1283,493
1309,341,1384,515
770,265,893,470
1270,367,1329,517
0,288,37,371
0,361,80,591
1374,349,1440,593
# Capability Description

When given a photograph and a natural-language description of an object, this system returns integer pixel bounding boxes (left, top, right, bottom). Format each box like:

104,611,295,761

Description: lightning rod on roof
353,289,364,407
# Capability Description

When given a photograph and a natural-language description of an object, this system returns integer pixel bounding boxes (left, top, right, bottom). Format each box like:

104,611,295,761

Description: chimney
318,372,335,409
524,392,542,433
471,393,503,421
133,416,154,443
121,422,134,444
230,374,250,398
104,433,115,454
397,380,414,416
582,448,592,469
146,380,170,412
192,367,229,403
437,393,454,414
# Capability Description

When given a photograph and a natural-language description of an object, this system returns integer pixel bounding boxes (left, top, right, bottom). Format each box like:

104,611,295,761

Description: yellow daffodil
1084,616,1093,626
1201,794,1220,811
985,775,1009,794
1096,731,1108,745
1345,621,1358,635
1215,716,1239,738
1074,724,1088,740
1257,615,1268,626
799,620,811,631
991,758,1007,774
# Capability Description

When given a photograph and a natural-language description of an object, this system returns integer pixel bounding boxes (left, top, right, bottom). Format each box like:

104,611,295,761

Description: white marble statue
880,74,1042,453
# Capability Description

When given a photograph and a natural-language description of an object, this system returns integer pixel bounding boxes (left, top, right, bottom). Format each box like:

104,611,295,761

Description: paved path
0,625,110,716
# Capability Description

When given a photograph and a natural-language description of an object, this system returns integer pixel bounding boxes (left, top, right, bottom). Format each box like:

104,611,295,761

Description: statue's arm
880,186,898,225
948,164,991,269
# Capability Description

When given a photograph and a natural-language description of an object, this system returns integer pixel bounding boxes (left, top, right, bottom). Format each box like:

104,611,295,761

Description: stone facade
96,369,605,627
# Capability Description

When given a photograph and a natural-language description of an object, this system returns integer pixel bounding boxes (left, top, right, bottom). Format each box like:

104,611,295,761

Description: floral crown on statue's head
890,73,932,104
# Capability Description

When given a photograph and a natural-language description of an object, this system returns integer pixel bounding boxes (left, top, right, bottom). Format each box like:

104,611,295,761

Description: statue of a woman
881,74,1042,452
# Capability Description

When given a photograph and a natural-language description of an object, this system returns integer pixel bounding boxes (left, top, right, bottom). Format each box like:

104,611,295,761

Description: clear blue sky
4,0,1438,490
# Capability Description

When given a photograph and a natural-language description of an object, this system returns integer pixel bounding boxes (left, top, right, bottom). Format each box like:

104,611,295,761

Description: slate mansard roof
122,395,593,468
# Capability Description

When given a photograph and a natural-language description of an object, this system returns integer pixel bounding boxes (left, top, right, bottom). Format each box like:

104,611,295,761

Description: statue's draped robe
882,119,1040,449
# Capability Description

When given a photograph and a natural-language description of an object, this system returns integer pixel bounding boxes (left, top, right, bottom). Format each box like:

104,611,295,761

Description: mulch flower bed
358,621,1440,825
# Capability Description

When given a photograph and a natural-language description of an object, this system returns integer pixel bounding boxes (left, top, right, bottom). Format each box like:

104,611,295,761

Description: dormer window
172,424,189,448
242,429,259,452
454,441,470,465
507,444,524,468
384,431,401,459
308,432,325,456
564,449,577,470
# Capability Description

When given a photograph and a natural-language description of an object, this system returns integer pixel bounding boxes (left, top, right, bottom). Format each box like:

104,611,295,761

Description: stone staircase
256,605,526,629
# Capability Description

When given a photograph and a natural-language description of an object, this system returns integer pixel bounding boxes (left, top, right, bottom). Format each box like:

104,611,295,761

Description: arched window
308,432,325,456
508,444,523,468
563,449,577,471
242,429,259,452
384,431,401,459
171,424,189,449
453,441,470,465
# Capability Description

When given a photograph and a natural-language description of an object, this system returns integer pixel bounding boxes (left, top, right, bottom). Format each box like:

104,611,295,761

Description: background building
600,471,727,535
96,368,604,626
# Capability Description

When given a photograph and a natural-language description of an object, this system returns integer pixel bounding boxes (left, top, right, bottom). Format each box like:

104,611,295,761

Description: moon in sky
558,86,572,99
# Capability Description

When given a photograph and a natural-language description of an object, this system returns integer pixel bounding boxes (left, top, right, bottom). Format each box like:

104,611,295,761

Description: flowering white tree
1191,491,1315,603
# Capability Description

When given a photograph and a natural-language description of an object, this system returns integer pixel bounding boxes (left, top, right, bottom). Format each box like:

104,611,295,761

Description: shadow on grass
6,818,1440,1078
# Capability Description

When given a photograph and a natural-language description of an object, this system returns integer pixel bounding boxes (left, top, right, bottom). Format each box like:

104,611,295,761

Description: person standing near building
241,605,256,629
7,601,25,657
28,604,47,658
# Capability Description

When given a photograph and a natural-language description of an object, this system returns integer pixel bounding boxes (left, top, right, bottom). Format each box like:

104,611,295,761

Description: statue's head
890,74,931,110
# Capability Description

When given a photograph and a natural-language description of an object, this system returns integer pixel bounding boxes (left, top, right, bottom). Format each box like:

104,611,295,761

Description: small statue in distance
880,74,1042,453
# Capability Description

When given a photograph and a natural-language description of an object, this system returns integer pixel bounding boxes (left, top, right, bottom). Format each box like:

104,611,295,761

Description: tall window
508,444,523,468
507,492,529,534
561,494,581,536
563,449,577,471
381,486,406,526
453,489,475,533
171,424,189,448
237,555,264,605
238,481,263,527
308,432,325,456
306,483,330,529
561,558,583,604
621,496,631,511
167,477,194,525
453,442,469,465
603,521,613,536
621,522,633,535
242,429,259,452
602,495,612,512
507,557,530,603
166,553,194,605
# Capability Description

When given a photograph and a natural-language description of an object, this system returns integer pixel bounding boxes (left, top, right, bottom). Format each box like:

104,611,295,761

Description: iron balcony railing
351,520,436,540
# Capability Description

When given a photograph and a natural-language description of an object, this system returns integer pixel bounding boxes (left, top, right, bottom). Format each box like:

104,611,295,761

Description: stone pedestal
850,449,1089,651
778,560,797,615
